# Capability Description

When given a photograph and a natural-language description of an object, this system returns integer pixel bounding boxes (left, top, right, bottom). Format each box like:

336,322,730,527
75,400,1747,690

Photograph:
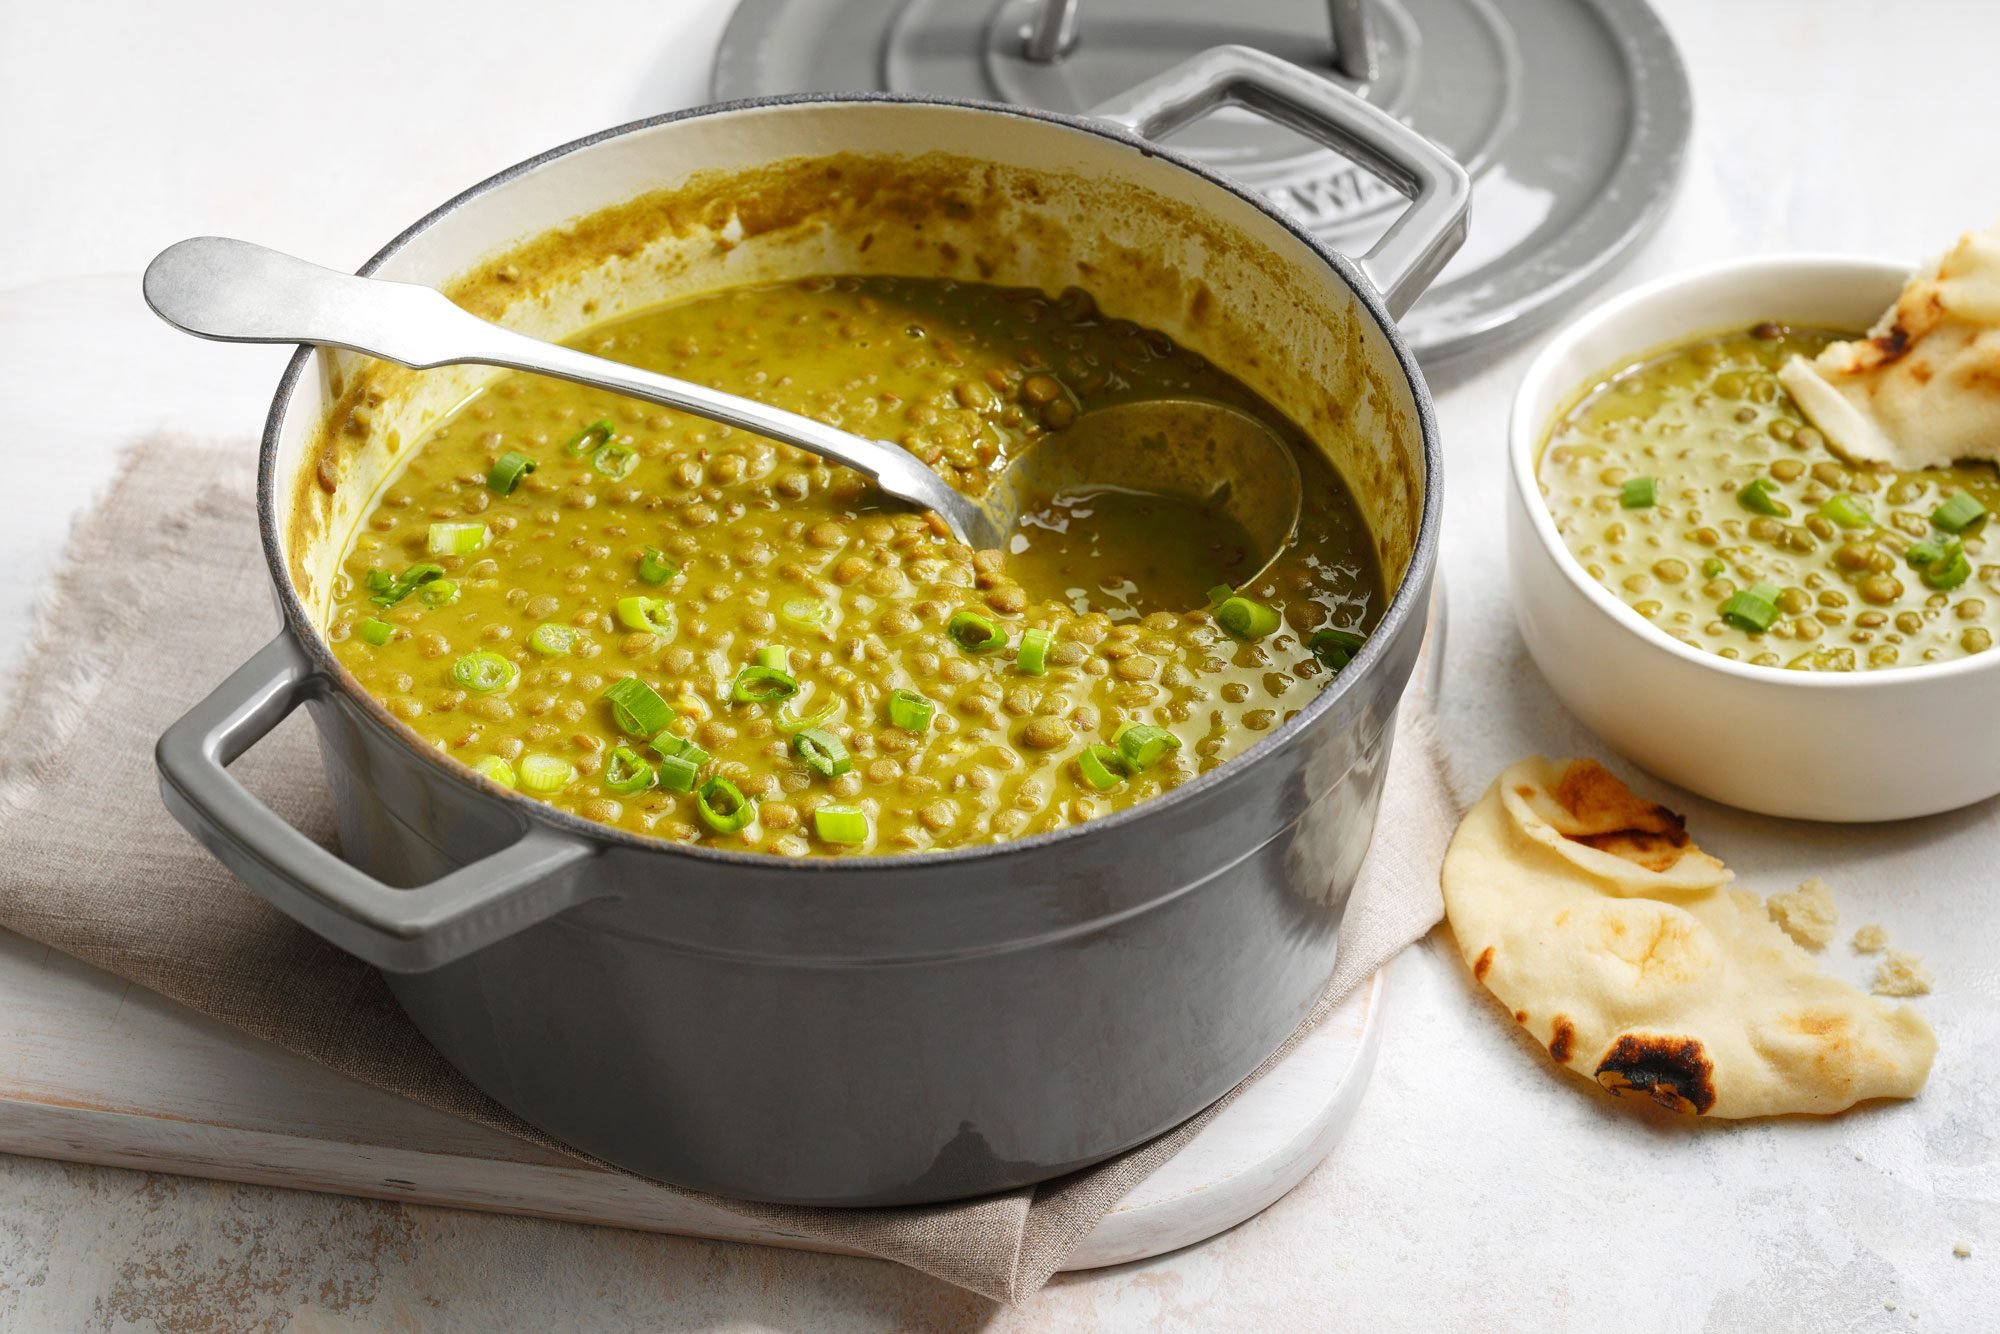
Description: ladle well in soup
327,274,1382,854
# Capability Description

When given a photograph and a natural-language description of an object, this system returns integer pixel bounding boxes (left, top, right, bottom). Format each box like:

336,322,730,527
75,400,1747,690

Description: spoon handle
142,237,993,548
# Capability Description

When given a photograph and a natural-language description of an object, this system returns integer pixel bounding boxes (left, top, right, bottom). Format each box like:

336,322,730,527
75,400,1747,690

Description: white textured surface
0,0,1995,1328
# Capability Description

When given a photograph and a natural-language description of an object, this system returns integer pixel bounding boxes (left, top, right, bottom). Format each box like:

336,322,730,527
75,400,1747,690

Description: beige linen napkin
0,438,1455,1303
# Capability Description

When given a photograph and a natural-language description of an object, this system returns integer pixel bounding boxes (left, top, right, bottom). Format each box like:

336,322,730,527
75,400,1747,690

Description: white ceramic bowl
1508,254,2000,822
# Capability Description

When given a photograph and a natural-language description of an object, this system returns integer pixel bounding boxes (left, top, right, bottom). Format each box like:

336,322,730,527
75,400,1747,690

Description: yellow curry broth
329,275,1381,854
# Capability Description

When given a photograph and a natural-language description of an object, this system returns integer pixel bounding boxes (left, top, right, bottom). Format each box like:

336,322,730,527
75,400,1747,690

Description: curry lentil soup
1538,323,2000,672
329,275,1382,854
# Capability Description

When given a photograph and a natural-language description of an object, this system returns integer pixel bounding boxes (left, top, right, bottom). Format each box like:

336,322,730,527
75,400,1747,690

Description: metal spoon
144,237,1303,578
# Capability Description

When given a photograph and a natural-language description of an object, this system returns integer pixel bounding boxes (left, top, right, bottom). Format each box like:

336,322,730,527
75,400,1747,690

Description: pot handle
156,633,598,973
1092,44,1471,319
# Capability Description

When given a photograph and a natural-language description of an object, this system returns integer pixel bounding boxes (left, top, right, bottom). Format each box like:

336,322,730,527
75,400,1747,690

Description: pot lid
712,0,1691,362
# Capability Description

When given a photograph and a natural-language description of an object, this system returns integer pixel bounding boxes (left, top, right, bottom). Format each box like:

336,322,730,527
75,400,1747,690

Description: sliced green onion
1719,580,1781,633
603,745,656,794
1206,584,1235,607
812,804,870,845
529,623,575,656
518,753,576,794
427,521,488,556
1921,538,1972,590
655,753,700,792
651,732,710,768
1619,476,1656,509
451,650,517,693
604,677,675,737
417,577,459,608
1737,478,1791,517
947,609,1008,653
1077,744,1128,791
367,562,445,608
615,595,676,637
775,687,839,734
563,419,615,457
1308,627,1366,672
358,618,394,646
469,755,516,788
793,726,852,778
592,443,638,480
1907,539,1945,569
1933,491,1987,534
486,451,537,495
696,776,755,833
1216,596,1280,639
1116,723,1182,771
1818,493,1873,529
1700,556,1728,579
755,645,790,672
730,664,799,703
637,547,677,585
779,597,833,632
1016,627,1052,675
888,688,935,733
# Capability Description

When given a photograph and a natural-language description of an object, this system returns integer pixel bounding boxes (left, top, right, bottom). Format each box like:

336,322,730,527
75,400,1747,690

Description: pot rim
256,89,1444,872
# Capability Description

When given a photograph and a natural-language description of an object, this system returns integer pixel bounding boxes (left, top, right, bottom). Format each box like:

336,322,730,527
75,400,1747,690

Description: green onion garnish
775,688,839,734
603,745,656,794
731,664,799,703
1619,476,1656,509
947,609,1008,653
1216,596,1280,639
1719,581,1782,633
812,804,870,845
1907,539,1945,569
417,577,459,608
651,732,709,768
358,618,394,646
1921,538,1972,590
486,451,537,495
779,597,833,632
427,521,488,557
1077,744,1128,791
518,754,576,794
563,419,615,457
603,677,675,737
637,547,677,585
1818,494,1873,529
615,596,676,637
755,645,790,672
592,443,637,480
793,726,852,778
1206,584,1236,607
366,562,445,608
1016,627,1052,675
1933,491,1987,534
1700,557,1727,579
655,753,700,792
696,776,755,833
451,651,518,693
529,623,575,656
888,688,935,733
469,755,516,788
1308,628,1365,672
1737,478,1791,517
1116,724,1182,771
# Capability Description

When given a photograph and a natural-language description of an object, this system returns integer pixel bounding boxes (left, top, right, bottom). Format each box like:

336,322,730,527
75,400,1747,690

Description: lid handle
1024,0,1377,82
1091,44,1469,317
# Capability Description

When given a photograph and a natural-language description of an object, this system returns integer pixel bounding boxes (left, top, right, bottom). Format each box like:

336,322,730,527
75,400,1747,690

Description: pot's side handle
156,634,598,974
1092,44,1471,318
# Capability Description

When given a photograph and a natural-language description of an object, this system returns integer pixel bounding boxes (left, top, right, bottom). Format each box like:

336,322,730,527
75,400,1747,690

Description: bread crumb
1954,1243,1972,1258
1853,923,1888,953
1873,948,1934,997
1768,877,1838,948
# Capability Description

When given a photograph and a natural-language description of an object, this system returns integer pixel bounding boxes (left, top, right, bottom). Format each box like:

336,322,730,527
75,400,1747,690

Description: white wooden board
0,928,1383,1269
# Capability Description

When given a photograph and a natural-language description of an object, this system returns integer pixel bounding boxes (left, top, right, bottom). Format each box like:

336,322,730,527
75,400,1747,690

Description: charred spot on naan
1548,1016,1576,1065
1473,946,1495,981
1552,760,1705,873
1593,1033,1717,1115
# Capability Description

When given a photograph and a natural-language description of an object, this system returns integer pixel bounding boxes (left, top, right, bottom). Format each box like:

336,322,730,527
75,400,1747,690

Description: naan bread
1441,758,1936,1117
1779,222,2000,471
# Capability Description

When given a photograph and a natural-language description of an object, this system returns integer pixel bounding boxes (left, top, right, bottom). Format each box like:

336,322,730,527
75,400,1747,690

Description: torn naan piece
1779,222,2000,471
1441,758,1936,1117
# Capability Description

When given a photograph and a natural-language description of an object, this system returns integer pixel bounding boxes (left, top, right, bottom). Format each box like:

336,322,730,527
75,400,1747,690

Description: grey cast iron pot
154,45,1466,1207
